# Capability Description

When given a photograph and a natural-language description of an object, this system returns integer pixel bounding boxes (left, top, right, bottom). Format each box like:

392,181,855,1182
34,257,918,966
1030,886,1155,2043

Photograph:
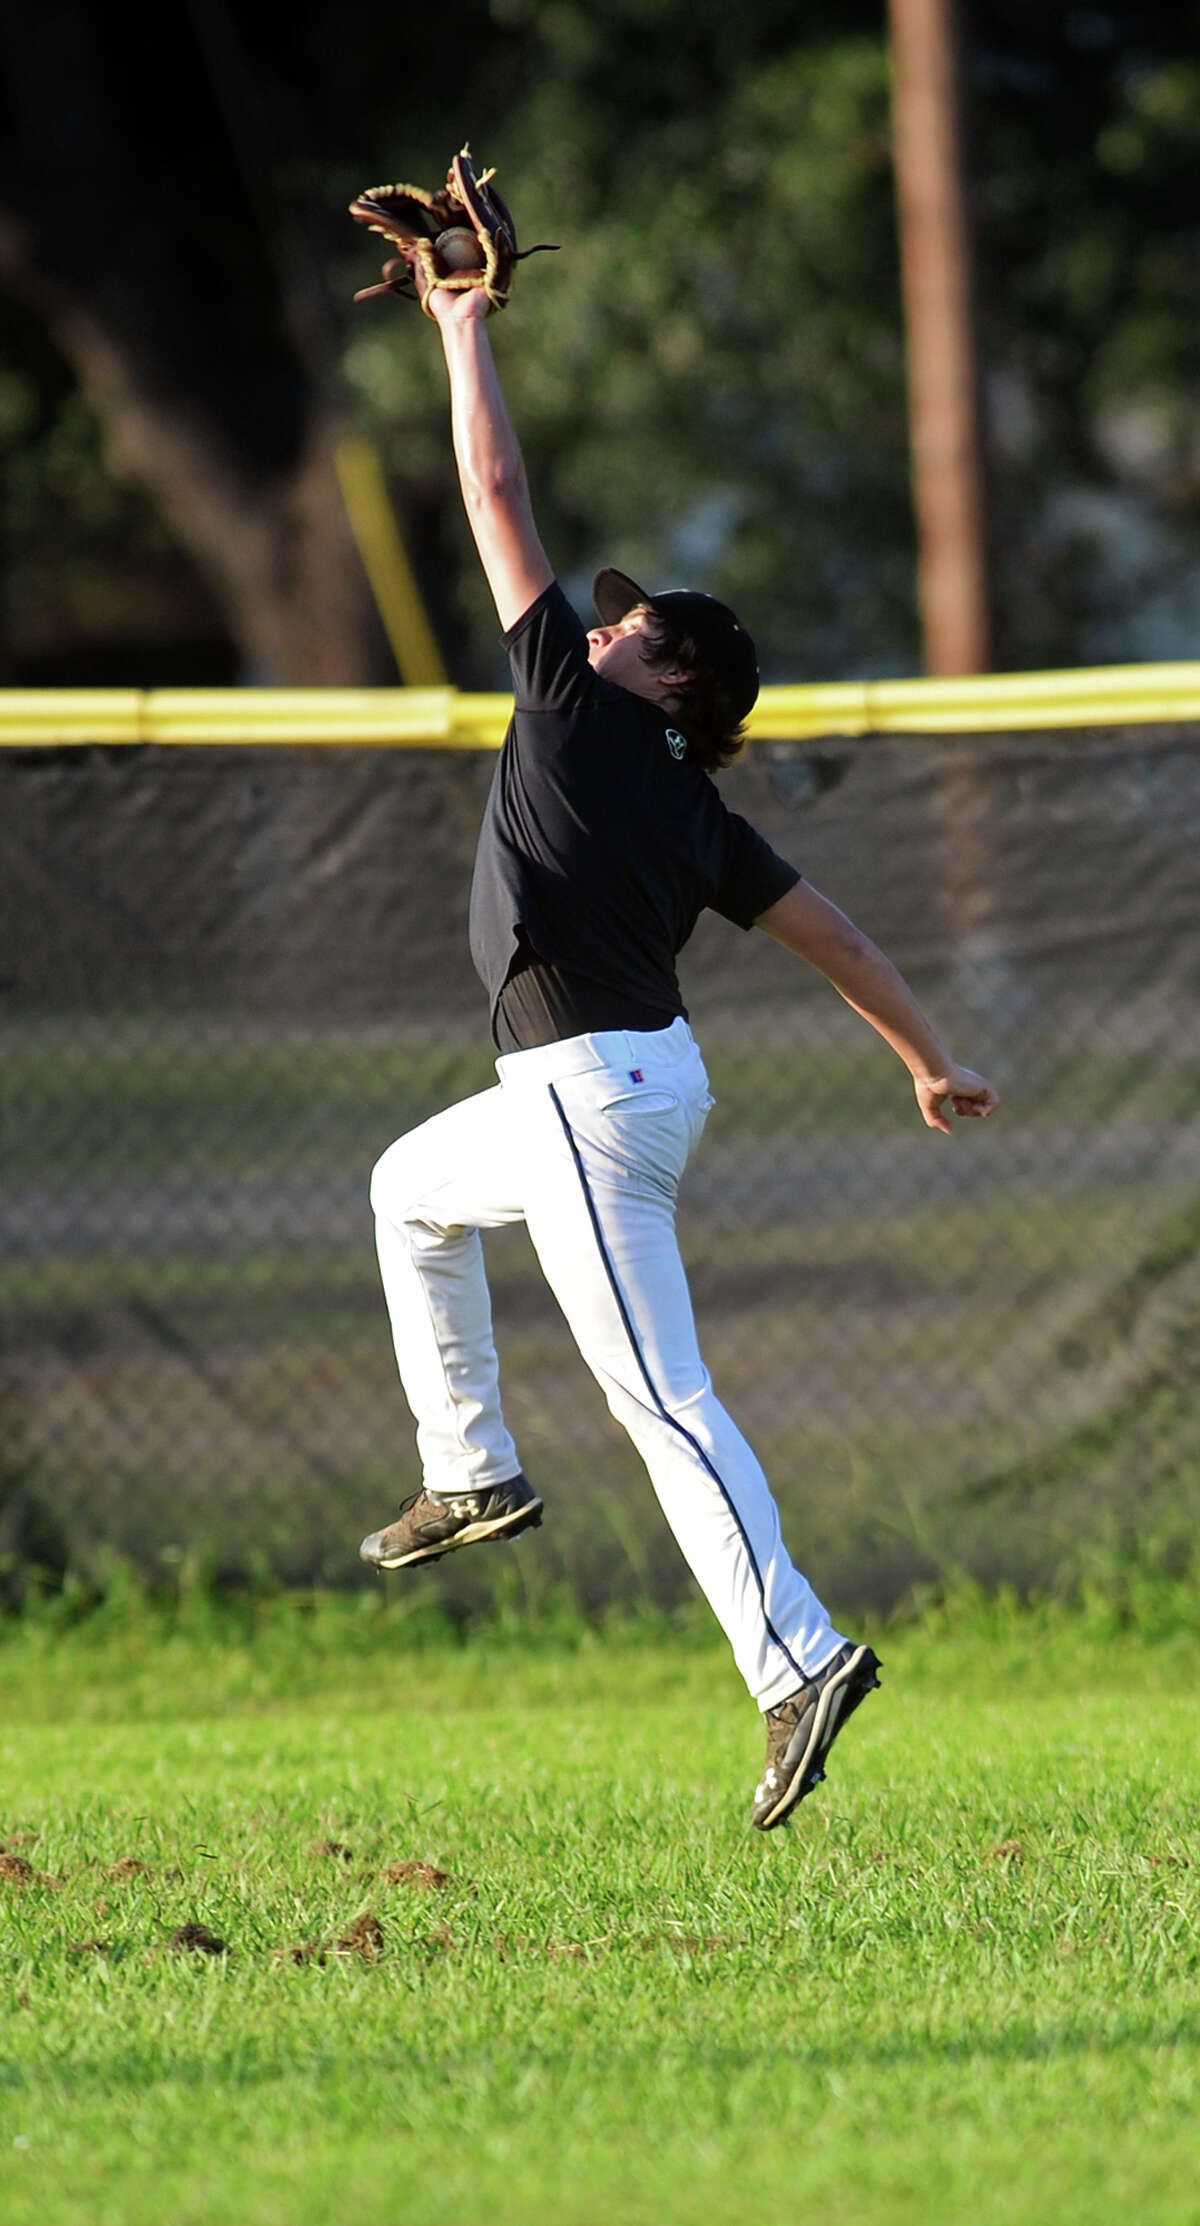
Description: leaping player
359,281,998,1832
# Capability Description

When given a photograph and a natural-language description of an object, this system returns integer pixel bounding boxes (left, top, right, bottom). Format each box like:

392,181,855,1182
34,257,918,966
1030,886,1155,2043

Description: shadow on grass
13,2008,1200,2101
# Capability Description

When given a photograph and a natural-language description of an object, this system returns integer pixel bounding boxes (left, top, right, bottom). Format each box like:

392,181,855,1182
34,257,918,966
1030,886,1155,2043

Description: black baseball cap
592,567,759,720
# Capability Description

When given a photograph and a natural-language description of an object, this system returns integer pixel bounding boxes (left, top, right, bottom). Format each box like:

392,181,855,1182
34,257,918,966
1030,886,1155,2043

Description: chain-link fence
3,723,1198,1612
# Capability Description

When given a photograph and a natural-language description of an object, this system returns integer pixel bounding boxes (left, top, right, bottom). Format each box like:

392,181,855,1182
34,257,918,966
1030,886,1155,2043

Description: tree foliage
2,1,1199,683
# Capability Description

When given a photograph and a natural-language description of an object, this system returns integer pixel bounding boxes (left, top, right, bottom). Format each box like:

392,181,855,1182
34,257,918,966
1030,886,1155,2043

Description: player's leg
512,1040,880,1826
362,1085,542,1566
506,1034,848,1711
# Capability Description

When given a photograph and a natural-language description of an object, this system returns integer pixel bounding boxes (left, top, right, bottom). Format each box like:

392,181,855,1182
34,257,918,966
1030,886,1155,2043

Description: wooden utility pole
888,0,992,674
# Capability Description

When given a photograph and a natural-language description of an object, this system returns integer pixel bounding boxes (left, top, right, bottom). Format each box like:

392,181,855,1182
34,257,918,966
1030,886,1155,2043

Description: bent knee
369,1133,419,1221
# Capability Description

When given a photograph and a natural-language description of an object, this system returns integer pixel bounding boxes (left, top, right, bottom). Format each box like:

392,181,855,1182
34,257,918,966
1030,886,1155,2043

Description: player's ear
640,638,689,690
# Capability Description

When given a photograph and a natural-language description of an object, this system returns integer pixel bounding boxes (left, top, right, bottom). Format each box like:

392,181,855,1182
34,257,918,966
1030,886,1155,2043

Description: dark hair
637,608,748,774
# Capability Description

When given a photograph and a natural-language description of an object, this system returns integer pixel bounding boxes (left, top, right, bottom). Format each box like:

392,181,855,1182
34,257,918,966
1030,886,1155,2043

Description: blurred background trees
2,0,1199,689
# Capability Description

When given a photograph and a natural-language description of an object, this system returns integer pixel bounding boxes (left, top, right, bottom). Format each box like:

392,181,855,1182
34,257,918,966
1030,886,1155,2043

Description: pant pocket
564,1078,688,1196
598,1087,681,1118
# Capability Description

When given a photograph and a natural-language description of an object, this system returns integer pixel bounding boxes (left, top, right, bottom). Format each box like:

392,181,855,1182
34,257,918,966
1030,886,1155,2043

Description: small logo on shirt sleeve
664,728,688,760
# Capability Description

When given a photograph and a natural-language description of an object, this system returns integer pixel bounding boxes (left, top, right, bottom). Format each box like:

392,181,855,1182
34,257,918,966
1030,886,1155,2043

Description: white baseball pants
369,1017,845,1710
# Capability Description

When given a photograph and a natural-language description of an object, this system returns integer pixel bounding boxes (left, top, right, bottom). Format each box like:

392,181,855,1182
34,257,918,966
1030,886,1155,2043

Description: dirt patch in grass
1,1851,57,1887
336,1912,384,1961
163,1921,227,1955
380,1858,451,1889
275,1911,385,1966
274,1938,326,1966
308,1838,354,1862
103,1857,154,1880
492,1933,589,1964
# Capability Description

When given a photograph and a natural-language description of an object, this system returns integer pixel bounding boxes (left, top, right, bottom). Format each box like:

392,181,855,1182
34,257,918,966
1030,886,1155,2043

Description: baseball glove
349,147,557,316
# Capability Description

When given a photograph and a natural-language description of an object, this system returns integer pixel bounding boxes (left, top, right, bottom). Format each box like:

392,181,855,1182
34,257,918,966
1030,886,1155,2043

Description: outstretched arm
756,880,998,1133
425,289,554,631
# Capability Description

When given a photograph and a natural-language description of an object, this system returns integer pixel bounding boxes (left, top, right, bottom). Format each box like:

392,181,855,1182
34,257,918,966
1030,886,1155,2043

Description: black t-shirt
468,582,800,1047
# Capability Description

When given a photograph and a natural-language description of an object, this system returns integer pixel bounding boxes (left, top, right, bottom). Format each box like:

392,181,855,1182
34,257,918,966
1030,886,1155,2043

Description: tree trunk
47,297,375,685
0,4,381,684
888,0,992,675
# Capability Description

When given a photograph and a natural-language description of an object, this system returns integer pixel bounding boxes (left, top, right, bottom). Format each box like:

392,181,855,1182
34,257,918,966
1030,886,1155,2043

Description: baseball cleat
750,1642,882,1832
359,1472,543,1570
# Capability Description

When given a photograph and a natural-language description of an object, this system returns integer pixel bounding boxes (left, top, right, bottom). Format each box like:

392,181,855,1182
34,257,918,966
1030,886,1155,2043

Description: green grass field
2,1587,1198,2226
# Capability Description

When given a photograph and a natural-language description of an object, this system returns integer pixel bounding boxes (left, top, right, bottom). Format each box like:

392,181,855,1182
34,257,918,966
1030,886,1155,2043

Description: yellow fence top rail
2,663,1199,749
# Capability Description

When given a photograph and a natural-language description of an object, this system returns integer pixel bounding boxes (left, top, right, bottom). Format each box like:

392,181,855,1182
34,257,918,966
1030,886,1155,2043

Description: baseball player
359,283,998,1832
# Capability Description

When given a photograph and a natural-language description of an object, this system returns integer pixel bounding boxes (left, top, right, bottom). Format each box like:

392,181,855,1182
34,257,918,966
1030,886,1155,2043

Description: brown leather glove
350,146,557,316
